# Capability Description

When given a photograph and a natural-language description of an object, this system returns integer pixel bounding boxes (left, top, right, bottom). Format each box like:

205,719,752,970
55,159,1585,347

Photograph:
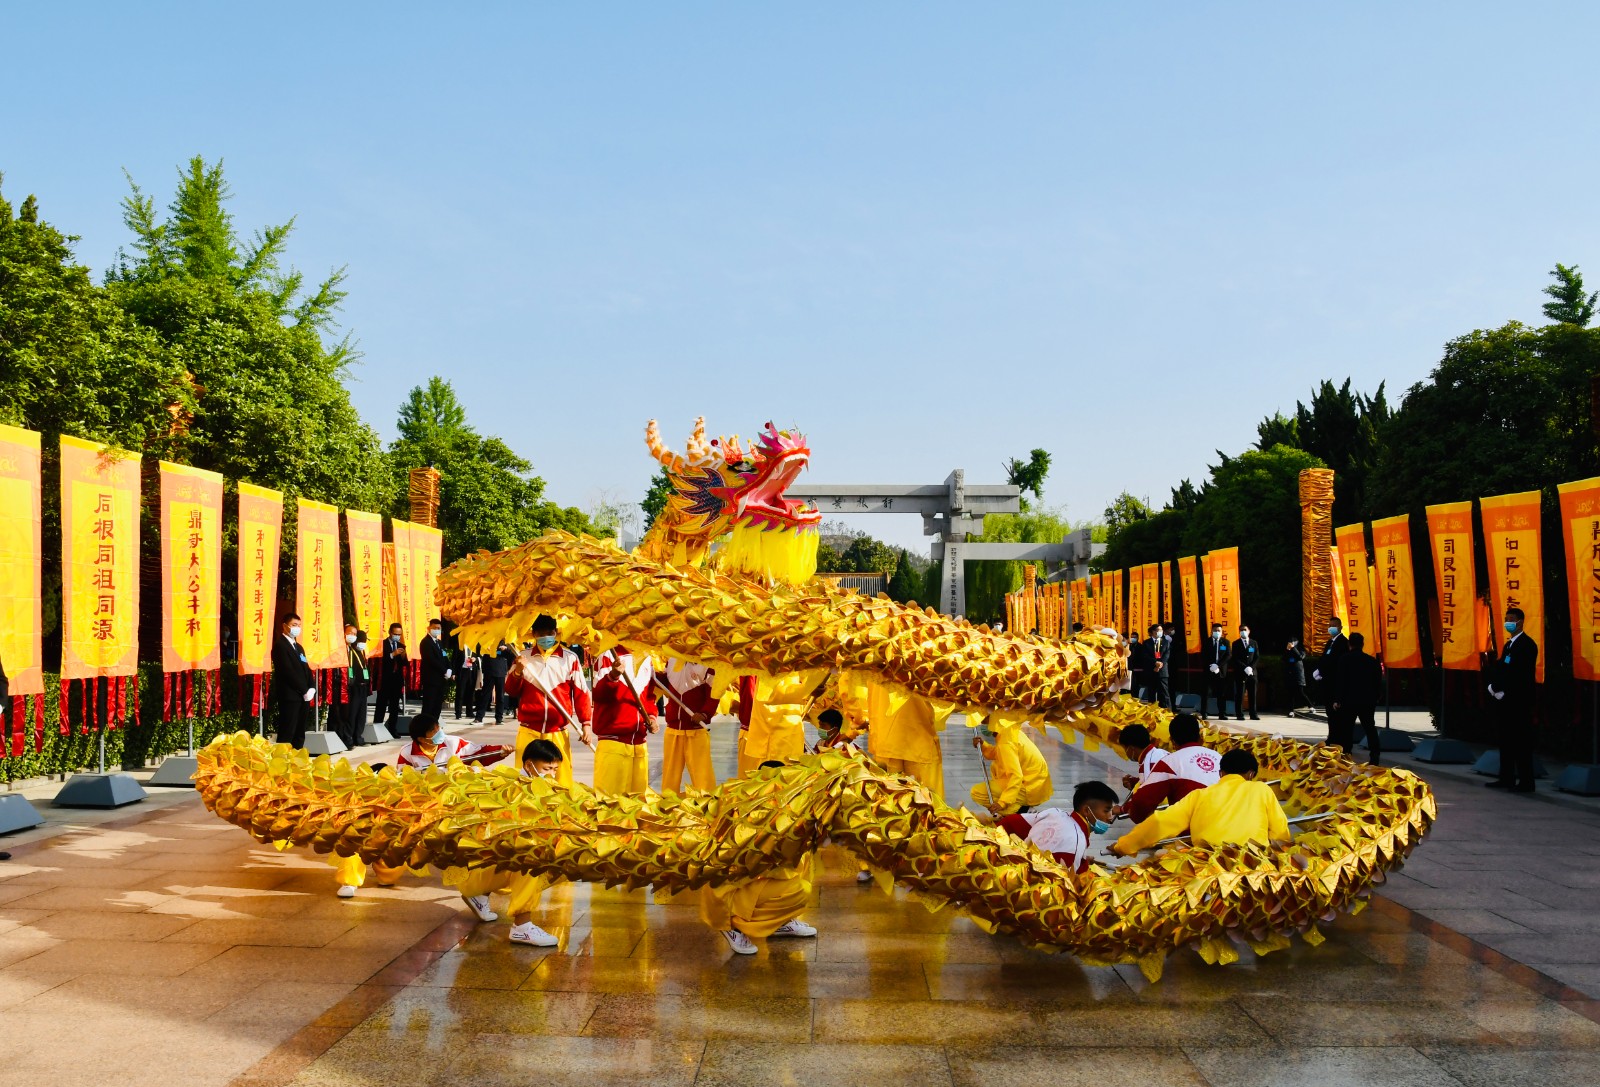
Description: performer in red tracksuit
656,659,718,793
504,615,592,787
587,650,658,795
995,781,1118,873
1120,714,1220,824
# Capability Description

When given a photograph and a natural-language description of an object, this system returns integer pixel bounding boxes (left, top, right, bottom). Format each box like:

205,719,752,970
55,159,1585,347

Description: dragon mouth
736,451,821,530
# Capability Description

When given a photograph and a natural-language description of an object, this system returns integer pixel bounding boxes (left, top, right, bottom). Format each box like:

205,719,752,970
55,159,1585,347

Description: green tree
964,506,1080,622
389,378,592,562
1542,263,1596,327
1004,448,1052,506
886,550,922,604
1254,378,1388,524
1102,492,1152,536
640,467,672,529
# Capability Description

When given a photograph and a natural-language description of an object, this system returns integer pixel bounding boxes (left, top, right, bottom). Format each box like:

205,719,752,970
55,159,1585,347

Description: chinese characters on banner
1110,569,1124,635
391,519,419,650
1178,556,1200,654
237,483,283,675
1481,490,1545,683
1088,572,1101,628
1328,548,1349,627
1335,524,1373,644
1202,554,1215,631
1208,547,1241,637
159,462,223,671
345,510,384,640
60,435,139,679
1160,560,1173,625
1557,478,1600,681
1424,501,1480,671
1142,563,1159,634
412,524,443,644
0,424,44,701
1371,514,1422,668
1128,566,1145,637
1070,578,1087,630
296,499,345,670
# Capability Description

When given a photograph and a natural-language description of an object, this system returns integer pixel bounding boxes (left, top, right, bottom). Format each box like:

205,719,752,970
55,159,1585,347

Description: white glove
1492,689,1505,701
1244,666,1253,677
446,669,454,680
1209,664,1220,675
303,687,316,702
1312,669,1321,681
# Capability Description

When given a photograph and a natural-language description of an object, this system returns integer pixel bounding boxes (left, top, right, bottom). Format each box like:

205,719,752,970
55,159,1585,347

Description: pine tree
887,551,921,604
1542,263,1596,326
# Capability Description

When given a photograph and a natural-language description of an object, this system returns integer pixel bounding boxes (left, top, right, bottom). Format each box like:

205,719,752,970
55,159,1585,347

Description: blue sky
5,4,1597,552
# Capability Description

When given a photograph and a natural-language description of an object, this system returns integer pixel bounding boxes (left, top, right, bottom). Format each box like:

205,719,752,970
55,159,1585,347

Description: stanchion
55,680,147,807
1556,680,1600,795
304,669,348,756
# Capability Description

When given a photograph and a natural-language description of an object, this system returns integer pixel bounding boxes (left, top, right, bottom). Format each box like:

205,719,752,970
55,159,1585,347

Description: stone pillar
1299,468,1336,650
940,539,966,617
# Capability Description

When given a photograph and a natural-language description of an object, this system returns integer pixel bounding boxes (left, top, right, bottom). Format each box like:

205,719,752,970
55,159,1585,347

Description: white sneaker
509,921,559,947
336,884,357,899
772,918,817,938
721,928,757,955
463,894,498,922
855,869,872,884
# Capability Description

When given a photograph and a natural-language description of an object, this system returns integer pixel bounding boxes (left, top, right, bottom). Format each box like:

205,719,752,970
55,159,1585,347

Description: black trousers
479,673,507,721
1231,673,1259,718
420,682,445,723
1207,671,1230,717
1326,707,1351,751
1496,701,1536,787
1147,670,1171,709
1351,704,1381,762
276,697,309,748
342,682,368,746
454,670,478,719
1288,678,1311,710
374,674,403,725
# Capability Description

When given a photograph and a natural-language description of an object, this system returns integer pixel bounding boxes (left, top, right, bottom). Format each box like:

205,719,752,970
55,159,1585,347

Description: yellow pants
515,727,573,787
593,738,649,795
877,756,944,804
699,872,809,937
969,780,1046,815
662,728,717,793
334,855,408,888
506,872,553,918
737,730,761,775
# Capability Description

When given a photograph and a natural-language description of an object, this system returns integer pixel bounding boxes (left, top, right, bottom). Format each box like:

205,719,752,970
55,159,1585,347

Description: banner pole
187,670,196,757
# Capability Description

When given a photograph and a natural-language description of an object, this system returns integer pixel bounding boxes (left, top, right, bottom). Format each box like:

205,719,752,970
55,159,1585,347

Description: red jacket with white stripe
505,647,593,733
656,661,715,730
1124,742,1221,823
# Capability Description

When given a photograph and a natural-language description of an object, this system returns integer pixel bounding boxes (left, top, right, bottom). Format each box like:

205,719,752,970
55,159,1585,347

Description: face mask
1240,632,1250,641
429,628,441,639
356,641,367,652
535,635,558,650
289,624,302,639
346,633,357,645
1504,621,1518,633
429,730,444,746
1328,626,1339,636
1090,818,1112,835
1212,631,1222,639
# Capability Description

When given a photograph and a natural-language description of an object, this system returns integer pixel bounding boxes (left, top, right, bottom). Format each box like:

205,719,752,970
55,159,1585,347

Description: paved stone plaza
4,716,1600,1087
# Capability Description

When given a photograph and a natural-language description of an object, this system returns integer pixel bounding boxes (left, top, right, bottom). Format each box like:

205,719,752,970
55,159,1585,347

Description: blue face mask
1090,818,1112,835
429,730,444,746
1504,621,1518,634
535,635,558,650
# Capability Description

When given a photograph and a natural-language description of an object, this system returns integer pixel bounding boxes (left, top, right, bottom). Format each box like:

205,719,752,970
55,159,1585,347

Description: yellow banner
1558,478,1600,682
1335,524,1373,643
1179,555,1200,654
1160,560,1172,625
1110,569,1124,635
392,519,418,650
237,483,284,675
1142,562,1159,635
346,511,384,640
1128,565,1144,637
1202,554,1215,632
1328,547,1348,627
1424,501,1479,671
296,498,345,670
413,523,443,640
0,425,43,697
1481,489,1545,683
60,436,140,679
1208,547,1241,637
159,462,223,671
1371,514,1422,668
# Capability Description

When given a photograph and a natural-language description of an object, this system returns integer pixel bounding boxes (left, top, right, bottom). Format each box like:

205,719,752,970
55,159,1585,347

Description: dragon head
642,417,822,583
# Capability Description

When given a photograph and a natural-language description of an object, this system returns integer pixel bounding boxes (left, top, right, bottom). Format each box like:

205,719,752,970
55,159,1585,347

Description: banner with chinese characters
159,462,223,671
1328,548,1348,627
1557,478,1600,681
1141,563,1159,635
1178,555,1200,654
0,425,43,697
1335,524,1373,644
237,483,284,675
346,510,384,640
60,435,140,679
296,499,345,670
1160,560,1173,625
1481,489,1545,683
1070,578,1087,630
412,523,444,642
1371,514,1422,668
391,519,419,650
1128,565,1145,637
1202,554,1215,632
1110,569,1124,635
1207,547,1240,637
1424,501,1479,671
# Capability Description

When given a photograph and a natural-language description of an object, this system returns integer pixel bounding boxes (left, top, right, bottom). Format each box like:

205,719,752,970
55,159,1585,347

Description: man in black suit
1487,607,1540,793
1311,617,1349,721
420,618,452,722
452,641,480,721
343,628,371,747
1228,624,1261,721
373,622,407,725
478,641,515,723
1128,633,1153,702
1331,632,1383,762
271,613,316,748
1145,623,1172,709
1200,622,1231,717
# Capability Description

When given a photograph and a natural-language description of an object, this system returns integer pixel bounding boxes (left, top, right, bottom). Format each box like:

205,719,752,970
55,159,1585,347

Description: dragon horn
724,434,746,461
645,419,686,474
685,416,715,465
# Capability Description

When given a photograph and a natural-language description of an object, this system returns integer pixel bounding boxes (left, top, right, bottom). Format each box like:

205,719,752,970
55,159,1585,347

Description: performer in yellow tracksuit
864,680,947,802
700,760,820,955
503,738,569,946
739,670,825,774
1111,748,1290,856
970,724,1053,815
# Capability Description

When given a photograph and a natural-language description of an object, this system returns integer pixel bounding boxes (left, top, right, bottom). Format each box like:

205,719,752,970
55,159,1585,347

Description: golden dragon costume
197,418,1434,979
